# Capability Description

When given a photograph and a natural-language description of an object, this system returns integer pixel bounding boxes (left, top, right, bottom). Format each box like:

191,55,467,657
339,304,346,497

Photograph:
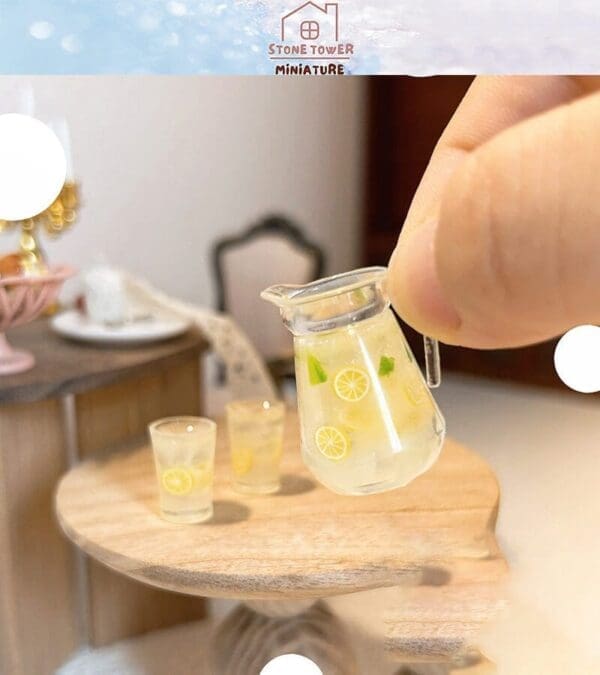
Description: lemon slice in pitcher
334,367,370,402
161,467,194,496
339,405,374,432
403,371,427,406
315,425,349,461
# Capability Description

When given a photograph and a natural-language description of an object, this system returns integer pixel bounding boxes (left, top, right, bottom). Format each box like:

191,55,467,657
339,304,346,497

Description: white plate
51,310,191,345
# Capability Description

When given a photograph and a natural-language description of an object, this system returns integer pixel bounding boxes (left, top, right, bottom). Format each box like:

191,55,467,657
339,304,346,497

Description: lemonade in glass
262,267,445,495
148,417,216,523
226,399,285,494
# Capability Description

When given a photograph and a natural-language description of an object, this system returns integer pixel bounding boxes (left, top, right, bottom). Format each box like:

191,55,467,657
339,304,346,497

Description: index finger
401,75,592,235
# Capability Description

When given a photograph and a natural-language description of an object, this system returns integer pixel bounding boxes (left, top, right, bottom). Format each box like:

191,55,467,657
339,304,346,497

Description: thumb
389,90,600,348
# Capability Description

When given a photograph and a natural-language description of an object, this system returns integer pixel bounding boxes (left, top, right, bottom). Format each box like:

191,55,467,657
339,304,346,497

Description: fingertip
388,221,462,342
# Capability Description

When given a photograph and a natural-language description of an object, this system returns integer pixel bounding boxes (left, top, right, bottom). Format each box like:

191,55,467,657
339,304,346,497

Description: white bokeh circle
260,654,323,675
554,325,600,393
0,113,66,221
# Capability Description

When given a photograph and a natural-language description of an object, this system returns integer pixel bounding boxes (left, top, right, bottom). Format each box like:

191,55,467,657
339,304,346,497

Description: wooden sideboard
0,320,209,675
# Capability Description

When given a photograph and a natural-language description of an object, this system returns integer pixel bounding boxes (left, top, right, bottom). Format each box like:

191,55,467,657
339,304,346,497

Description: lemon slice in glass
161,467,194,496
231,448,253,477
191,462,213,490
272,444,283,461
314,425,349,461
334,367,370,402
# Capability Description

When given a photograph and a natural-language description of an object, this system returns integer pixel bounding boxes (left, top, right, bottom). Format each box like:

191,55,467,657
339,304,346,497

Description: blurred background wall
0,75,571,389
0,76,367,305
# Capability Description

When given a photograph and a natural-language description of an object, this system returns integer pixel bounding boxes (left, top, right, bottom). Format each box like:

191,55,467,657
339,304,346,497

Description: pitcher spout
260,283,305,309
261,267,389,335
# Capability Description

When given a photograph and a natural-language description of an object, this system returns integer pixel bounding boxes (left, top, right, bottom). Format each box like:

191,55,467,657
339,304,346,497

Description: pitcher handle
423,335,441,388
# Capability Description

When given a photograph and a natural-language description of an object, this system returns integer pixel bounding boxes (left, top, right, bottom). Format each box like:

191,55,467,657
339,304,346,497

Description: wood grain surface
56,410,503,601
0,399,79,675
384,557,506,663
72,353,207,646
449,653,497,673
0,319,207,403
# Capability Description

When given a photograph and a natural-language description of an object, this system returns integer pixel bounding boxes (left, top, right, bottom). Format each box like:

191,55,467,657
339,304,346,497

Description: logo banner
0,1,599,74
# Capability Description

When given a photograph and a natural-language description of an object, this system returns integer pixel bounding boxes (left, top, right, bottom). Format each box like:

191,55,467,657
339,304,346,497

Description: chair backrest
213,215,325,362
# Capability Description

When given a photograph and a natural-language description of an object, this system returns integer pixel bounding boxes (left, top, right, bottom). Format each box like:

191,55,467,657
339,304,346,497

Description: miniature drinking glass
148,416,216,523
226,399,285,494
261,266,445,496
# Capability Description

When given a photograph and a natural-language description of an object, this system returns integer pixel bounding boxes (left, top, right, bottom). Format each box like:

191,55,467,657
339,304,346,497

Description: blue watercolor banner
0,1,272,74
0,1,599,75
0,1,379,74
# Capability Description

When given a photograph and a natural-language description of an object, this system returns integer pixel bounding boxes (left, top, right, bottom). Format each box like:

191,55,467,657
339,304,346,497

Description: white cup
83,265,128,325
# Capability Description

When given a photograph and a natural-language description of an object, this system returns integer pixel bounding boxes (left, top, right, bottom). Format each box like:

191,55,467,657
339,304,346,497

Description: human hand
388,76,600,348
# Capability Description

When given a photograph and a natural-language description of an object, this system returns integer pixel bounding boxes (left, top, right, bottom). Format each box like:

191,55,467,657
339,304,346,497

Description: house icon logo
268,1,353,74
281,2,339,42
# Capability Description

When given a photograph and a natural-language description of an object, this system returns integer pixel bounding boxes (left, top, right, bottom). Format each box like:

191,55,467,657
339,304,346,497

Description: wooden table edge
0,325,208,404
54,445,505,601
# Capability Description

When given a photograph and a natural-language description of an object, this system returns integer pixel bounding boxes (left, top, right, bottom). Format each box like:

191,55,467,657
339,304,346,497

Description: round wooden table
56,410,505,673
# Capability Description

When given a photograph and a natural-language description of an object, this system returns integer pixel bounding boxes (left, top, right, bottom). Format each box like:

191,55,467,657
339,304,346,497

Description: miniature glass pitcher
261,267,445,495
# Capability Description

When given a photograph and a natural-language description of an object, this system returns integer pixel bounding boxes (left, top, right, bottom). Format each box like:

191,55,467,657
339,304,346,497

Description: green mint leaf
378,355,395,377
307,353,328,384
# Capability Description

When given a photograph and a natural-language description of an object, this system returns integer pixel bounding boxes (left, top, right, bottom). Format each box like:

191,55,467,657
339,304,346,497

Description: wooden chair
212,215,325,386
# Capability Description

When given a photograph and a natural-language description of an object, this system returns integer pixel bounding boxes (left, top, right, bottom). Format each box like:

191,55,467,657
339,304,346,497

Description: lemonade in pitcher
262,267,445,495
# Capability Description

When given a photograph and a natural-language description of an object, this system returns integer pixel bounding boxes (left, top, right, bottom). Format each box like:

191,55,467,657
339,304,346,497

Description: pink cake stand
0,265,74,375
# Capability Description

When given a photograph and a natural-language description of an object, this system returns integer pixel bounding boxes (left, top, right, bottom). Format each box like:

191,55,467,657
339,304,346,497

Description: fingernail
390,221,461,335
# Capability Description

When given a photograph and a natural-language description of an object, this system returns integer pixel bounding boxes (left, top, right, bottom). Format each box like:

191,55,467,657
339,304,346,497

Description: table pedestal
210,599,358,675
